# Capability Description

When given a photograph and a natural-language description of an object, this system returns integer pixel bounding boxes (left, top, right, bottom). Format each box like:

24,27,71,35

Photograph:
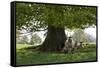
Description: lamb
77,42,83,49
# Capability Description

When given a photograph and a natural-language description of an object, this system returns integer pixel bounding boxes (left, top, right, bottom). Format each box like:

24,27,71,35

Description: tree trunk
39,25,67,52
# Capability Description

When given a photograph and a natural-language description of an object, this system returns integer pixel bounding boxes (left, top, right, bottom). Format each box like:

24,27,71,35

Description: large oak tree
16,2,97,51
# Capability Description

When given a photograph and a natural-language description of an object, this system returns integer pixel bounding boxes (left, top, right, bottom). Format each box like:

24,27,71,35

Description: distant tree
20,35,29,44
30,33,42,45
16,30,21,38
16,30,22,44
16,37,22,44
72,29,88,42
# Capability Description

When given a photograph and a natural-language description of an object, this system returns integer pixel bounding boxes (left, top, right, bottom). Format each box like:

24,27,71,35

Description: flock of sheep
62,37,83,54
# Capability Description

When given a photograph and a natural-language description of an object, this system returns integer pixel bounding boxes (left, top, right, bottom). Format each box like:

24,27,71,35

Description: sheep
78,42,83,48
63,37,75,54
74,41,83,49
63,37,83,54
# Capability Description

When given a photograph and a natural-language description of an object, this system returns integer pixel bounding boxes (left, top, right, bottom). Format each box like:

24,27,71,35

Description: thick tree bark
39,25,67,52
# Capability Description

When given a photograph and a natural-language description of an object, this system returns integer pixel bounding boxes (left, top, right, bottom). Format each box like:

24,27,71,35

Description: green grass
16,44,33,49
16,44,97,65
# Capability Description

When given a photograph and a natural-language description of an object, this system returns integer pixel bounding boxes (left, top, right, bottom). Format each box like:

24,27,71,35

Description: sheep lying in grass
63,37,83,54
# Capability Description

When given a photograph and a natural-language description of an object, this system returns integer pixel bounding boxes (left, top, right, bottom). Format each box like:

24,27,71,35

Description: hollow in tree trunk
39,25,67,52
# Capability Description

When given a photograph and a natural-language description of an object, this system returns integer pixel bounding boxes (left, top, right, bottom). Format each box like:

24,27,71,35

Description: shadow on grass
16,44,96,65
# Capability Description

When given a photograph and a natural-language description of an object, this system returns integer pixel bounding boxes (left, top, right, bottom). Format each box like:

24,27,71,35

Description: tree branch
19,28,47,35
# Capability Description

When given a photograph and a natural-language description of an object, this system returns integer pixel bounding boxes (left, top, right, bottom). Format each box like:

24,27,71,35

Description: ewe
63,37,75,53
63,37,83,54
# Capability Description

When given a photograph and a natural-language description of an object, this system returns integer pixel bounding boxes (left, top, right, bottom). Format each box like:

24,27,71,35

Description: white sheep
63,37,83,54
63,37,76,53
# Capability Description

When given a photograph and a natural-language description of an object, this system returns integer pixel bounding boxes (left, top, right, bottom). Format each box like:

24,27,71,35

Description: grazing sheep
78,42,83,48
75,41,83,49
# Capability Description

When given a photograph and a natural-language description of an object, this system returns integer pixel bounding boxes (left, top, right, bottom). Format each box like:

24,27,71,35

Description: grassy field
16,44,97,65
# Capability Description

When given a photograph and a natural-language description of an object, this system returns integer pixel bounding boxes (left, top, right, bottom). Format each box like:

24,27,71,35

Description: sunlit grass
16,44,96,65
16,44,33,49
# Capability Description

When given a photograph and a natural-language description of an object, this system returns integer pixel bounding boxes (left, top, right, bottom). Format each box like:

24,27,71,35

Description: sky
34,27,96,42
84,27,96,38
23,27,96,43
64,27,96,38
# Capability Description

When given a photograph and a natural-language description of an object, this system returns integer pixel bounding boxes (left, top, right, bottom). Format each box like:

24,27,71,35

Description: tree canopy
16,3,97,32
